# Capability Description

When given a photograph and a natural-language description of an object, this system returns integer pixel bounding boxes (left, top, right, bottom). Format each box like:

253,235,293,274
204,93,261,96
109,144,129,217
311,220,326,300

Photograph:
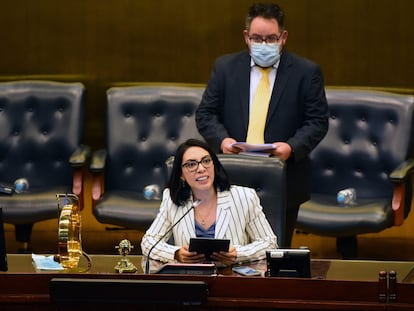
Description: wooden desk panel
0,254,413,311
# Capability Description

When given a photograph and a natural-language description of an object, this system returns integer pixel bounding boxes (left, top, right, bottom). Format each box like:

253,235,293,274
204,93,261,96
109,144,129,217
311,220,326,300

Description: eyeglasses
248,33,283,44
182,156,213,172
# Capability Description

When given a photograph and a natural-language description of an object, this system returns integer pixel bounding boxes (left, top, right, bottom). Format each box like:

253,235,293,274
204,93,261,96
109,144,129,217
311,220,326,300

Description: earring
181,179,187,188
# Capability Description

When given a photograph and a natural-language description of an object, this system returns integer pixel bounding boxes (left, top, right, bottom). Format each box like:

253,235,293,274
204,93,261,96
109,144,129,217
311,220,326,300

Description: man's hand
221,138,239,154
269,142,292,161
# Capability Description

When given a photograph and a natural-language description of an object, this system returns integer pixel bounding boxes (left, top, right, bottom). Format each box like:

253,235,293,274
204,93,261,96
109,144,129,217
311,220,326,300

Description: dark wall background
1,0,413,150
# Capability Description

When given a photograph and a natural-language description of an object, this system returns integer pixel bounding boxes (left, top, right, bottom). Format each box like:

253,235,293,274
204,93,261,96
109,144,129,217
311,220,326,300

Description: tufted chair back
0,80,89,250
217,154,286,247
164,153,287,246
106,86,204,192
310,89,414,199
296,88,414,258
91,85,205,231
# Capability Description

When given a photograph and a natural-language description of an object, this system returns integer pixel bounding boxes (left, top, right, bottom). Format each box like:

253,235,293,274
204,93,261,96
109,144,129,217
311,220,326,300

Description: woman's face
181,146,215,193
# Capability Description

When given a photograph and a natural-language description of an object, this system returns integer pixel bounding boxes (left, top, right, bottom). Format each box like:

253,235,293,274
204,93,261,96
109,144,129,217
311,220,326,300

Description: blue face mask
250,43,280,67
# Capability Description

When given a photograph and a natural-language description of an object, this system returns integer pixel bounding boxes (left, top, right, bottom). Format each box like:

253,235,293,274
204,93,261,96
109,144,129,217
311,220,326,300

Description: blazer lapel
178,201,196,243
236,53,252,133
267,52,292,123
214,191,232,239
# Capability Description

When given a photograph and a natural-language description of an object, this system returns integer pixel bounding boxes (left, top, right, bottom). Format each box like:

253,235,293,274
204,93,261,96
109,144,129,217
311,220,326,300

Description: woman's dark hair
167,139,230,206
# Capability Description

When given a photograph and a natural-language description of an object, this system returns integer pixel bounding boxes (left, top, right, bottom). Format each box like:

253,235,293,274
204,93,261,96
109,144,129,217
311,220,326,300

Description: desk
1,254,414,310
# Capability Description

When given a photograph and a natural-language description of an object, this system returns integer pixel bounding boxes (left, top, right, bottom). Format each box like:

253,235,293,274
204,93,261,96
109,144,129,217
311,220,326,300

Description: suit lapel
236,53,252,133
267,52,292,124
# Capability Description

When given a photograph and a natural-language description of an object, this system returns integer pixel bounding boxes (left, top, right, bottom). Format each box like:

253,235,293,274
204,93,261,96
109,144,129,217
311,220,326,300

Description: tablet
189,238,230,261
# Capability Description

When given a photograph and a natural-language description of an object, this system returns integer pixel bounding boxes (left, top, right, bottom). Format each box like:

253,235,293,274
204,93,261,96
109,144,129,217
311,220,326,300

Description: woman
141,139,277,266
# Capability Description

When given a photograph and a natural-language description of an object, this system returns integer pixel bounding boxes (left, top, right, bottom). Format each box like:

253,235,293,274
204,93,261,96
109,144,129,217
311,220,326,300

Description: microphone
0,178,29,195
145,199,201,274
143,184,161,200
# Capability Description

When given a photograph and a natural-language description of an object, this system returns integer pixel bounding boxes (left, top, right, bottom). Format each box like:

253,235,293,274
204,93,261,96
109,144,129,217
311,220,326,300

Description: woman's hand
174,245,205,263
210,246,237,266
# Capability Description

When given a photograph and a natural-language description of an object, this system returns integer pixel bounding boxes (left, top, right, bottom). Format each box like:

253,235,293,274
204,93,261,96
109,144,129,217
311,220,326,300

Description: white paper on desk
32,253,64,270
232,142,276,153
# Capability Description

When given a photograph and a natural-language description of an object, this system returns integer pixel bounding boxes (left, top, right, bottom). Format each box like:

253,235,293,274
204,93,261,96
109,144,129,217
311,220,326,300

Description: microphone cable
145,199,201,274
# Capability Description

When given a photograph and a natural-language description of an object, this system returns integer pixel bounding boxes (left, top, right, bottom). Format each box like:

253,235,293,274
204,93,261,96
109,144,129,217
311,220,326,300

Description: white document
231,142,276,153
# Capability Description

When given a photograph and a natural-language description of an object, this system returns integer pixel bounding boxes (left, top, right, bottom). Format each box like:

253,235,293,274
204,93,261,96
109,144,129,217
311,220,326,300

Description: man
196,2,329,246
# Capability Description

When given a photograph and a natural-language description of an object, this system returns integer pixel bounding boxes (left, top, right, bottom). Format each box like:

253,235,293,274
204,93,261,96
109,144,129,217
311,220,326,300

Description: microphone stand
145,199,201,274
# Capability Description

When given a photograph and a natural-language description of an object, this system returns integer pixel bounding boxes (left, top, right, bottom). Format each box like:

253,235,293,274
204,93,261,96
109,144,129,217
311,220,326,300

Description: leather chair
216,154,286,247
0,80,90,251
90,85,205,230
163,153,286,247
296,88,414,258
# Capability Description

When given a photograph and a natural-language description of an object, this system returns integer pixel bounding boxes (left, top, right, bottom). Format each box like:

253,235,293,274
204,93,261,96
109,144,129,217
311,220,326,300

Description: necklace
195,203,215,227
198,209,211,226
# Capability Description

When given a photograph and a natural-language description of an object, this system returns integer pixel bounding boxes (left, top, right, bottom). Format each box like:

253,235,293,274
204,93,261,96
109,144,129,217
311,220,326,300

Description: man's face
243,17,287,52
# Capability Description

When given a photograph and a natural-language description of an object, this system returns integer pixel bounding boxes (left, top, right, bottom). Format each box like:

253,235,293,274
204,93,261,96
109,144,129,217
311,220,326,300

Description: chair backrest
0,80,85,188
217,154,286,247
310,88,414,199
105,85,205,193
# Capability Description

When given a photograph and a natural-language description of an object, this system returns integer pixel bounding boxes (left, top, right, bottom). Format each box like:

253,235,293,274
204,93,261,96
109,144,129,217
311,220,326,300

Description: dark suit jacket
196,50,329,208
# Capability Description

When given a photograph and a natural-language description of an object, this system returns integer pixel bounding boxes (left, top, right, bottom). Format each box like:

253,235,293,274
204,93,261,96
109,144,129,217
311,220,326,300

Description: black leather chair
90,85,205,230
216,154,286,247
163,152,286,247
296,88,414,258
0,80,90,251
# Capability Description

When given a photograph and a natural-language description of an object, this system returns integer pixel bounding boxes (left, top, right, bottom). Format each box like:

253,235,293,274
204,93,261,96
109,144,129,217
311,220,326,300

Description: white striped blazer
141,185,278,263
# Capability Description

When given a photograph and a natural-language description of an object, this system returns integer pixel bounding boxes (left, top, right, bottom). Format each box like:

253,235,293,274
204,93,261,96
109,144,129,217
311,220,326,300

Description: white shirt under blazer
141,185,278,263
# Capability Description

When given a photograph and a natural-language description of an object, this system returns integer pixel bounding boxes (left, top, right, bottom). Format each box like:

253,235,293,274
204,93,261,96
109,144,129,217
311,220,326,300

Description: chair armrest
90,149,108,204
165,156,174,179
69,145,92,168
89,149,107,173
390,158,414,182
69,145,91,211
390,158,414,226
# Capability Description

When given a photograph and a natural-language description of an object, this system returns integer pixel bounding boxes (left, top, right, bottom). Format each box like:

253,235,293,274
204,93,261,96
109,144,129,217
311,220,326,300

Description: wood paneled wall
1,0,413,149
